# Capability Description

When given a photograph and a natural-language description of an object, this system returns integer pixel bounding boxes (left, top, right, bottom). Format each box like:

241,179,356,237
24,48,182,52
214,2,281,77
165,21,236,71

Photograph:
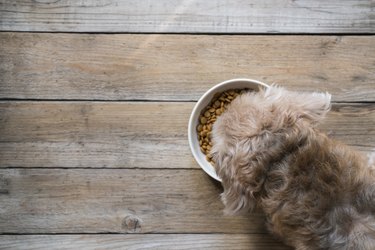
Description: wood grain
1,0,373,246
1,33,374,102
0,102,373,169
0,234,291,250
0,102,194,169
0,168,266,234
0,0,373,33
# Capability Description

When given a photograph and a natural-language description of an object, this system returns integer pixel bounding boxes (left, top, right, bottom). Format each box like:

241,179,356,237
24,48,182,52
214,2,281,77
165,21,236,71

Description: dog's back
324,207,375,250
212,87,375,250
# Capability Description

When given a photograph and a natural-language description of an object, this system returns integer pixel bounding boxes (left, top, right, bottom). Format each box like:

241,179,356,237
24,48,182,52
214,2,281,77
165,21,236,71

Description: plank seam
0,99,374,104
0,167,203,170
0,98,196,103
1,31,375,36
0,232,270,235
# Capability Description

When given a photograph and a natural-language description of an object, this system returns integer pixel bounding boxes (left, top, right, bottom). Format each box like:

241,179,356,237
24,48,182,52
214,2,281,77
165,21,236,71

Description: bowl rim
188,78,270,181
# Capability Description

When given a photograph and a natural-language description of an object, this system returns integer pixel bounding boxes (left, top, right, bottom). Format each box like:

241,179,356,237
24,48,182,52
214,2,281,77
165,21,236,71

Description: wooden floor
0,1,374,249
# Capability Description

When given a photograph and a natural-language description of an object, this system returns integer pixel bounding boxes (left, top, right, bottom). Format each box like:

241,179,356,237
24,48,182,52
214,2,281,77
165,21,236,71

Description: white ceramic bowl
188,78,269,181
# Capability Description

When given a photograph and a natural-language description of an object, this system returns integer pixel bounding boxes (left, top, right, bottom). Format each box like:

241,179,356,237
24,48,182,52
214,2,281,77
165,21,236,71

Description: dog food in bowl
197,88,251,165
188,78,269,181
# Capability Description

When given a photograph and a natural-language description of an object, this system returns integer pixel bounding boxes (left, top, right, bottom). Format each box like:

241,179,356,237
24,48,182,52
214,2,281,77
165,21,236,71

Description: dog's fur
211,86,375,250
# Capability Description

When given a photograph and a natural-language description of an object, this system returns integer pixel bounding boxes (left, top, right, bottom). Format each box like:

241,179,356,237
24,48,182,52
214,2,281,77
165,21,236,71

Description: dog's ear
213,138,269,215
264,86,331,125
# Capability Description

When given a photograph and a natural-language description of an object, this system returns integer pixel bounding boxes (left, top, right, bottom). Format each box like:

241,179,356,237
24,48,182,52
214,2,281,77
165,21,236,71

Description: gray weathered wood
0,102,373,169
0,168,266,234
0,0,373,33
1,0,373,246
1,33,374,102
0,102,194,169
0,234,291,250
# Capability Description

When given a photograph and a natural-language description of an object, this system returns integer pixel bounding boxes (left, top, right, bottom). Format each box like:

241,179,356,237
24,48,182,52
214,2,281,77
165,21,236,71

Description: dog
211,86,375,250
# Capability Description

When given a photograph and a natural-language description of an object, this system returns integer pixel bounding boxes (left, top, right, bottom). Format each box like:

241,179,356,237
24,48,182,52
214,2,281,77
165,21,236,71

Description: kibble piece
197,124,203,132
204,111,211,118
213,100,221,108
215,109,222,115
208,118,216,123
213,92,221,99
200,116,207,124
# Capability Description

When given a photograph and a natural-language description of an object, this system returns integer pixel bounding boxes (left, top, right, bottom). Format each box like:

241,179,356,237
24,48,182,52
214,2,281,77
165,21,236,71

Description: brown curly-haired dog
211,86,375,250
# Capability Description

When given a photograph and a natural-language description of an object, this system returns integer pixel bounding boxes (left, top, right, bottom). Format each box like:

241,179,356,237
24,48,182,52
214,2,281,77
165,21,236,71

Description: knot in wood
122,215,142,233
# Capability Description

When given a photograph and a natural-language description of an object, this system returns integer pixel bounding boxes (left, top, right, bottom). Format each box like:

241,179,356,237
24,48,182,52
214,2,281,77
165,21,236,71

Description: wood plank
0,234,291,250
0,168,267,234
0,0,373,33
0,102,373,169
1,33,374,102
0,102,195,169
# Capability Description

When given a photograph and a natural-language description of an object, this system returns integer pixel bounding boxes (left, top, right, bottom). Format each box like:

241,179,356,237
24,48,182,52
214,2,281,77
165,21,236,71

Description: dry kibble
200,116,207,124
213,92,221,99
197,124,203,132
208,118,216,123
197,88,251,166
213,100,221,108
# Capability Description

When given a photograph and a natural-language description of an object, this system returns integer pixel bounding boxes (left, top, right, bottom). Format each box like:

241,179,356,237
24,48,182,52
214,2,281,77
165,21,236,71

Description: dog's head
211,86,331,215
